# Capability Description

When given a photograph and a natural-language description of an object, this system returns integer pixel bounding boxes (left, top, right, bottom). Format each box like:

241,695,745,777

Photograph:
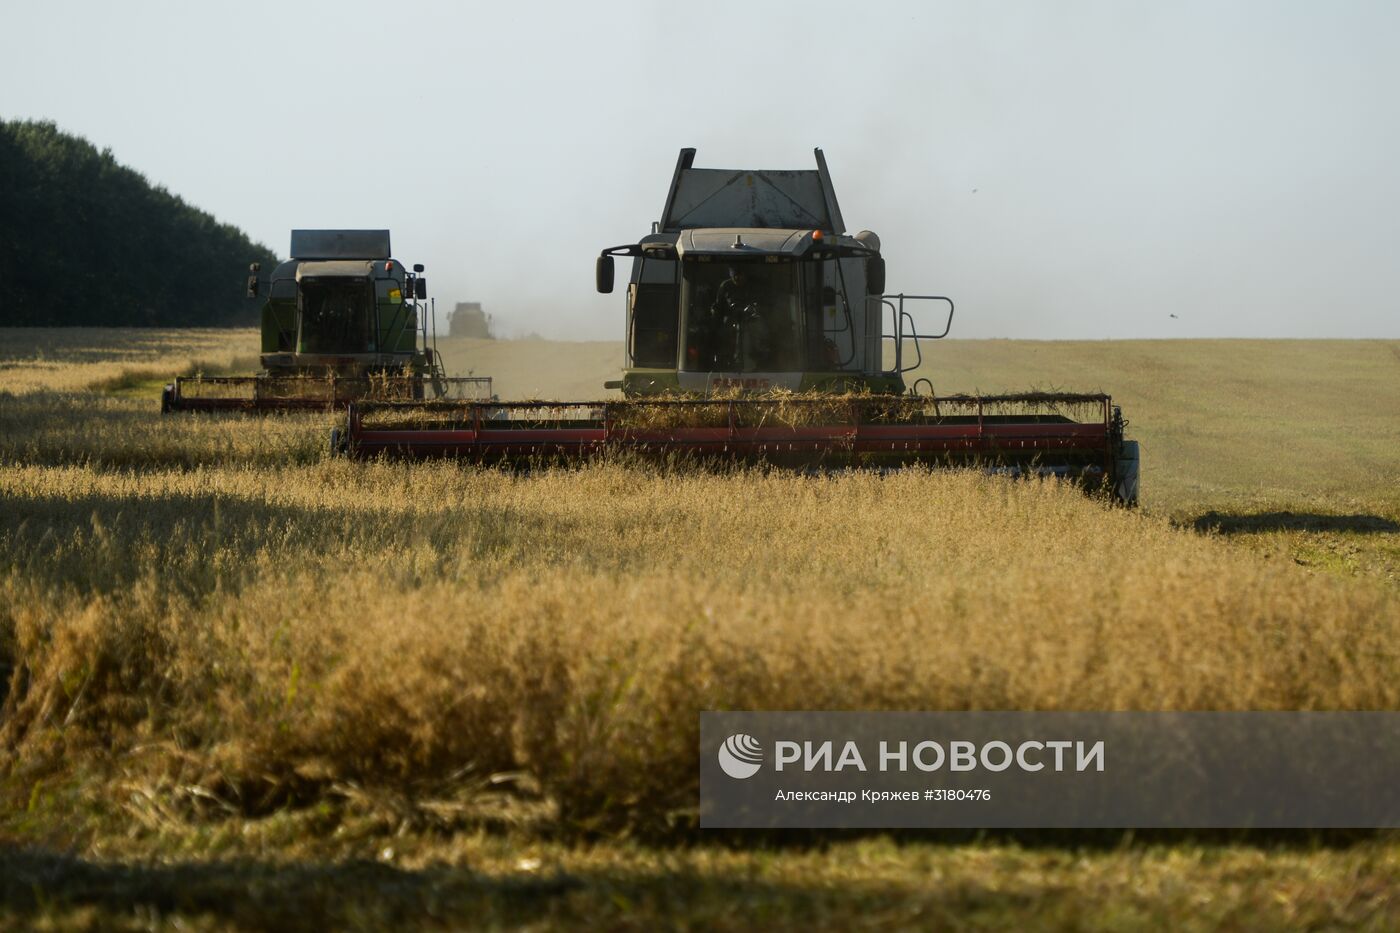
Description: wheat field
2,328,1399,930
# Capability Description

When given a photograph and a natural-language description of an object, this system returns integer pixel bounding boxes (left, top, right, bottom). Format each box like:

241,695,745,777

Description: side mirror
596,254,615,294
413,263,425,273
246,262,261,298
867,256,886,295
414,278,428,300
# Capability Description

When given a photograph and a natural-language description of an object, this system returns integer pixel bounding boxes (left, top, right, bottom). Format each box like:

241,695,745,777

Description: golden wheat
0,327,258,394
3,459,1395,828
3,327,1400,926
2,329,1398,832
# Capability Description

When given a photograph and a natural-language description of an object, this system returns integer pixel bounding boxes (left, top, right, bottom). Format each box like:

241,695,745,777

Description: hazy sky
4,0,1397,339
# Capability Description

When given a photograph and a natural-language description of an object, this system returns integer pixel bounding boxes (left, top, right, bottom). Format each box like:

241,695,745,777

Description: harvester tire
1114,440,1140,507
329,427,345,458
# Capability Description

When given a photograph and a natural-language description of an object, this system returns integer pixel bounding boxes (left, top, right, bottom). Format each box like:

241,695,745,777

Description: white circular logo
718,733,763,779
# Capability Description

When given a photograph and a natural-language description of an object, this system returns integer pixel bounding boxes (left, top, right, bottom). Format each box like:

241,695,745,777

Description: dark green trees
0,120,277,326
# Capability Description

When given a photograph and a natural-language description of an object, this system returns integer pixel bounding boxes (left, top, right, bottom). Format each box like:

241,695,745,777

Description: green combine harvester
335,152,1140,504
161,229,491,412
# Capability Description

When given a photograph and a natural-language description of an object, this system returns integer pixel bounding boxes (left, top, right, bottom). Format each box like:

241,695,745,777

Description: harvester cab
595,148,952,397
254,230,425,375
161,229,492,412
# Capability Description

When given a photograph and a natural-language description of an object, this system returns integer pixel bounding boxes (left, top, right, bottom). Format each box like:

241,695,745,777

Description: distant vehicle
448,302,495,339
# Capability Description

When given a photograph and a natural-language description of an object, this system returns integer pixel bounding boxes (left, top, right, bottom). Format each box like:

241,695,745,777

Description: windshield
678,258,866,372
299,278,376,354
680,260,803,372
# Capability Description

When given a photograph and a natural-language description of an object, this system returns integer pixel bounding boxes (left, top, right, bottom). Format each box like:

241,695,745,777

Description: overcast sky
4,0,1397,339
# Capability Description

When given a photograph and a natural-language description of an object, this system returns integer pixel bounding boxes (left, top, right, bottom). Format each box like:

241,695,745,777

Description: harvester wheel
1114,440,1140,507
329,427,345,458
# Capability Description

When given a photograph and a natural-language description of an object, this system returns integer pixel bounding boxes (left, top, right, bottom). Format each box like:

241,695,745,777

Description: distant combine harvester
448,302,495,339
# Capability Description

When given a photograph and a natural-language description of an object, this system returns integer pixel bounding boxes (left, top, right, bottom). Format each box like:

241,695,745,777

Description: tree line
0,119,277,326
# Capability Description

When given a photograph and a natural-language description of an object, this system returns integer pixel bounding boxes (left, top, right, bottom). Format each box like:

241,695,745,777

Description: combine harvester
335,152,1139,504
161,229,491,413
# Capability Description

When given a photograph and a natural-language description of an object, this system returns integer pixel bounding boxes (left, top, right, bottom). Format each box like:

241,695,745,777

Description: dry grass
3,463,1396,830
2,835,1397,931
911,338,1400,516
1,328,1399,929
0,327,258,396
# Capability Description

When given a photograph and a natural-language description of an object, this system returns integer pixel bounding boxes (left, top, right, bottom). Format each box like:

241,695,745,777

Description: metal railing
876,294,955,374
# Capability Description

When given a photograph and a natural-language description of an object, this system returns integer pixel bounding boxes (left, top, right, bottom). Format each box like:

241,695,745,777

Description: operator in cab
710,264,783,370
713,265,760,321
695,265,756,370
